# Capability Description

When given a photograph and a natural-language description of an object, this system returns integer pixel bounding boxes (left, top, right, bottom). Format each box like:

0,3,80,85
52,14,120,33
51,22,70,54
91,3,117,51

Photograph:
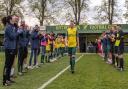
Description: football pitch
0,53,128,89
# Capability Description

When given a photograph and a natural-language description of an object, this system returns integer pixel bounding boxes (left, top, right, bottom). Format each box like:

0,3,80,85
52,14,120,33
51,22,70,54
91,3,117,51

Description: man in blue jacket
29,25,40,69
18,21,30,75
23,25,30,70
114,25,124,71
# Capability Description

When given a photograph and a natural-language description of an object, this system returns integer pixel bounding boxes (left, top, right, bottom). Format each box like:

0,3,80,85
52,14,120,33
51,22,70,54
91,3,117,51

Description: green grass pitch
0,53,128,89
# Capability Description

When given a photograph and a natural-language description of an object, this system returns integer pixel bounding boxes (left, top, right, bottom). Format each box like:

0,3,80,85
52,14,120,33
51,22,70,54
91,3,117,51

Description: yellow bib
67,27,77,47
115,40,120,46
115,33,120,46
61,39,65,47
46,45,50,51
54,41,57,49
57,38,61,48
55,38,59,48
55,43,58,48
46,39,50,51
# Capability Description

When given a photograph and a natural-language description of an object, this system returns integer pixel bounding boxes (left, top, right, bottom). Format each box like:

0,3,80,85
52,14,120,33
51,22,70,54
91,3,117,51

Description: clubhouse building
0,24,128,53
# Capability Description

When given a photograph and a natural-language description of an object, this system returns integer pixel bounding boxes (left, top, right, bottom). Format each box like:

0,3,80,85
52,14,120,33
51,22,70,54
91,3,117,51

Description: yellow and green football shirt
67,27,78,47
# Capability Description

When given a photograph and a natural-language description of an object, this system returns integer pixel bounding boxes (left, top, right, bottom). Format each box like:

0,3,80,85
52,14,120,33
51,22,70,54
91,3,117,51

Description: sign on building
40,26,46,31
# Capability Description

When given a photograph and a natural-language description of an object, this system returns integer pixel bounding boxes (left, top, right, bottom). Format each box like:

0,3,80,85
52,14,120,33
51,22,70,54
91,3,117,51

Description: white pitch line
37,55,84,89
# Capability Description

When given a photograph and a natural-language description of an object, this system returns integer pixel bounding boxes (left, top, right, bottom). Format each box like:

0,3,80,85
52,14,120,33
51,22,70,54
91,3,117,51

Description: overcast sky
21,0,126,26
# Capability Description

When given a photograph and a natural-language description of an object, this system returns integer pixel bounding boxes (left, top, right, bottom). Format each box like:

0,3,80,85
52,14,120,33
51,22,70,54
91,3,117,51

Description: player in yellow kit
60,35,65,57
66,20,79,74
57,34,61,58
53,35,58,59
45,34,51,63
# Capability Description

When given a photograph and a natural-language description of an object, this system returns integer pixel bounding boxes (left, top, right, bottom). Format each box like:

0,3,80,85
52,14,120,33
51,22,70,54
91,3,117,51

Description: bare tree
0,0,23,16
94,0,121,24
29,0,59,25
64,0,88,25
124,0,128,23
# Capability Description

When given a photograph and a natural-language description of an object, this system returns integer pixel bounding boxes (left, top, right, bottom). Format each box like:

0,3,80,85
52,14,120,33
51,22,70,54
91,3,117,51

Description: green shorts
68,47,76,56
